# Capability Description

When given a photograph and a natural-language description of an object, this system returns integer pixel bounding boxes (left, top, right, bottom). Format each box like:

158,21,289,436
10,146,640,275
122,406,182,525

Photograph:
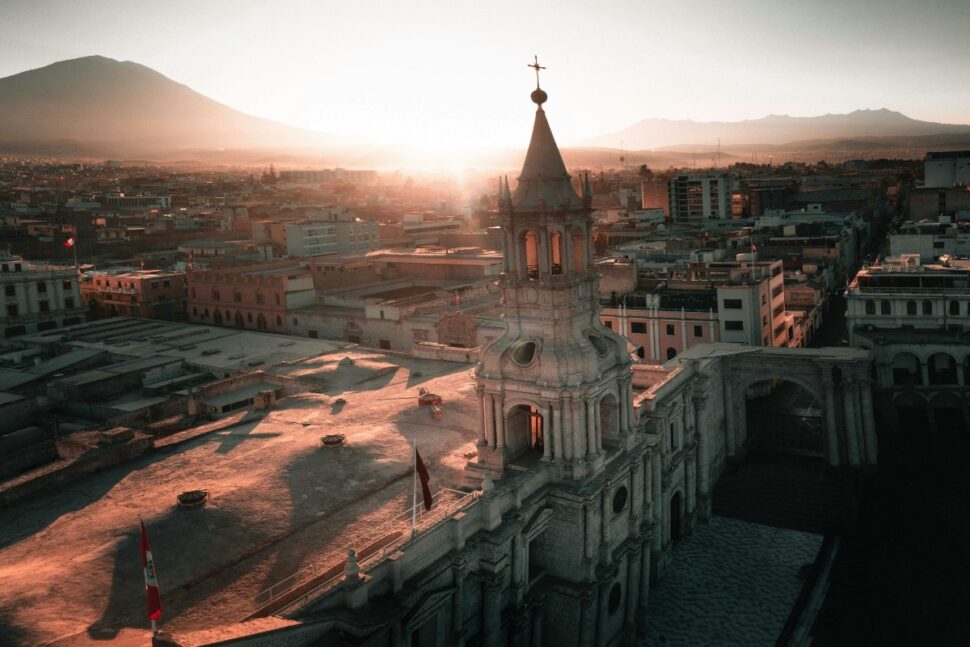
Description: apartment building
0,255,85,337
667,174,734,225
186,262,316,334
81,269,187,319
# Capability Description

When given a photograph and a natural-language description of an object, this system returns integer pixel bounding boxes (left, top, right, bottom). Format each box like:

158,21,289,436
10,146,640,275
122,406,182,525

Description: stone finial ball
530,88,548,105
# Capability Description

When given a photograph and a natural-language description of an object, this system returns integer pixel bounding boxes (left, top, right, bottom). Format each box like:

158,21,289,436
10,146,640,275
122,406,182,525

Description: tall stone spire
511,80,582,212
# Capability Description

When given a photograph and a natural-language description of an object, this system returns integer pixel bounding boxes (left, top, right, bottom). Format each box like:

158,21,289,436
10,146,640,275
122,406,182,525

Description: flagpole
411,438,417,538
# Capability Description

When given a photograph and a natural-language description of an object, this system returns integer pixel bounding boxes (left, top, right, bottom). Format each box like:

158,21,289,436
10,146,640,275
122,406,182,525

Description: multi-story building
601,290,719,362
278,168,378,185
667,174,733,225
186,262,316,334
923,150,970,188
847,254,970,432
101,193,172,209
80,269,187,319
281,213,380,257
889,217,970,261
0,255,85,338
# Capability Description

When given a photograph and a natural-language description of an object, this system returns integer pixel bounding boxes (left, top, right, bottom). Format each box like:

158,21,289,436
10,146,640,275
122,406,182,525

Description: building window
604,320,613,329
949,301,960,316
693,325,702,337
293,318,298,325
39,301,49,313
725,320,743,331
665,324,675,335
906,300,917,315
256,292,265,304
65,297,74,309
379,339,391,349
922,300,933,315
275,294,281,305
247,313,253,322
865,300,875,315
761,295,766,305
163,280,170,287
4,285,14,297
666,347,677,360
7,304,17,317
212,288,220,301
234,291,242,303
62,280,72,290
723,299,742,309
881,300,891,315
762,315,768,326
37,282,47,294
631,322,647,334
276,315,282,326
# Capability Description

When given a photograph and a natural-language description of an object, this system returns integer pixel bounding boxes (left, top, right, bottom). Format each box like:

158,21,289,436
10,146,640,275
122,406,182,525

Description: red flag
139,520,163,622
64,237,75,248
415,450,433,511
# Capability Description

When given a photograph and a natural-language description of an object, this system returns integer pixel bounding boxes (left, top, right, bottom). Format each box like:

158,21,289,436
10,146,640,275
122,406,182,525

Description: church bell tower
468,63,636,484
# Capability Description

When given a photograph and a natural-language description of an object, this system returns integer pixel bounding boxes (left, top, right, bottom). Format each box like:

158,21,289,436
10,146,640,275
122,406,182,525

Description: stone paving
640,516,823,647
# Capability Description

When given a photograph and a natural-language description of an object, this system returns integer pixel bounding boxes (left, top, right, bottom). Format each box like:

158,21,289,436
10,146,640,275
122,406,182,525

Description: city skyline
2,0,969,151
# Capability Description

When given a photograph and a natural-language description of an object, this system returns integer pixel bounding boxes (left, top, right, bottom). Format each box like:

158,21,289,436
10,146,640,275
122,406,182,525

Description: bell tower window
524,230,540,280
572,227,586,273
550,230,563,274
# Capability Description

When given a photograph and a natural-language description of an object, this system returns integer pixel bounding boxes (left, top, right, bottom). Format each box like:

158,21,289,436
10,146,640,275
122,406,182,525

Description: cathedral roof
511,90,583,212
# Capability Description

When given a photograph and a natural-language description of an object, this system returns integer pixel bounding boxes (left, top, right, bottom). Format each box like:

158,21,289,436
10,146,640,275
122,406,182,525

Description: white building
668,174,734,225
923,150,970,188
0,256,85,338
284,211,380,257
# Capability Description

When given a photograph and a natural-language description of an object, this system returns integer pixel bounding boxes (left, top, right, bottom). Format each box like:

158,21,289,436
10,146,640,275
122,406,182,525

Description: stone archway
506,403,544,461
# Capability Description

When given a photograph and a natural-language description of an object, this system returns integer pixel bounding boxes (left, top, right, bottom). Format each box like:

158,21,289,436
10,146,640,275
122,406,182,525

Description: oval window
511,340,538,366
608,582,622,614
612,486,628,514
587,333,610,357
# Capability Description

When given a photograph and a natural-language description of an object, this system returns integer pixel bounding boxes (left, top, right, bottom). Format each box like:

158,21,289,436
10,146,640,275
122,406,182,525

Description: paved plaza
641,516,823,647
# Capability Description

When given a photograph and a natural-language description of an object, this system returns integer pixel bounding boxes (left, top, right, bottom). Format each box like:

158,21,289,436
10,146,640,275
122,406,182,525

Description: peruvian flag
415,449,433,511
64,237,76,248
139,519,163,622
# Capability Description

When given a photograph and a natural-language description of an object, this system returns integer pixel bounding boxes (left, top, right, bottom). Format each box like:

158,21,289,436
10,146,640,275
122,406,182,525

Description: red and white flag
139,519,163,623
415,450,433,511
64,237,76,248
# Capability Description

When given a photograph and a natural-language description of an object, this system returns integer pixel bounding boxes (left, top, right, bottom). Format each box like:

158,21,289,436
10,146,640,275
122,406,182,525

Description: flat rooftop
0,350,480,645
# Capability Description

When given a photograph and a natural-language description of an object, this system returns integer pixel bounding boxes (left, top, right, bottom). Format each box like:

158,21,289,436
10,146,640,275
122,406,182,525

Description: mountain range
1,56,969,166
582,110,970,150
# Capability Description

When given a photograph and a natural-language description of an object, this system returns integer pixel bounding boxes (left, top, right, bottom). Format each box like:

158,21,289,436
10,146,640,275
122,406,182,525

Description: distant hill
0,56,348,156
583,109,970,150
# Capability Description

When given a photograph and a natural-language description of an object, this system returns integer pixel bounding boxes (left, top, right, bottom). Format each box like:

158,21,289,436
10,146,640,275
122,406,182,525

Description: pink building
601,290,719,363
81,269,186,319
187,262,316,333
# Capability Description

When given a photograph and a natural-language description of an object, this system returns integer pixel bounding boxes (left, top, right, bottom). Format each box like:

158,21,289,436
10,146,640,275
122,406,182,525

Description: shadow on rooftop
86,504,245,640
0,615,30,647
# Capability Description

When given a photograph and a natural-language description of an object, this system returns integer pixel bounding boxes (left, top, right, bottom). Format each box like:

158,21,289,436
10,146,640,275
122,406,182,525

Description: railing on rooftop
251,487,478,617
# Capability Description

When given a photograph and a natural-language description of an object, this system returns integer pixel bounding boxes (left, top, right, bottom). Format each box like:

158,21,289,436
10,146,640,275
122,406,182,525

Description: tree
639,164,653,179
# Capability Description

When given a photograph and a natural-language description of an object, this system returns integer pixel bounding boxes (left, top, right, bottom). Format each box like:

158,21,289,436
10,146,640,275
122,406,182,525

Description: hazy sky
2,0,969,150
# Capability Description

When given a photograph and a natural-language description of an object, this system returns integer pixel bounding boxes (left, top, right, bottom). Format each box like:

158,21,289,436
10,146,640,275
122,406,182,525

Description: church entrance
670,492,683,542
745,380,825,461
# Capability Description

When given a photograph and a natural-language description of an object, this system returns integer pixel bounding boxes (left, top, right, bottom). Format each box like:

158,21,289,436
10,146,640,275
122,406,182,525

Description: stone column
920,359,929,388
625,542,642,634
723,379,737,456
851,381,866,462
496,395,506,450
692,395,712,519
685,458,697,532
859,380,878,465
477,387,487,447
842,380,861,466
821,375,840,468
586,399,598,457
639,536,652,613
550,402,563,461
572,399,586,459
596,580,610,646
560,398,574,460
650,452,662,563
482,571,504,647
484,393,496,449
452,559,466,638
530,602,543,646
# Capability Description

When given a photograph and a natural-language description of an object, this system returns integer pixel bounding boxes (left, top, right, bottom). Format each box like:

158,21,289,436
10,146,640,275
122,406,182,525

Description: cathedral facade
260,83,875,647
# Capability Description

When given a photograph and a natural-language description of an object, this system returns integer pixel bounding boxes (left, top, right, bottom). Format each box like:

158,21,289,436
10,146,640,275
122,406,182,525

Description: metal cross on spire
527,55,546,89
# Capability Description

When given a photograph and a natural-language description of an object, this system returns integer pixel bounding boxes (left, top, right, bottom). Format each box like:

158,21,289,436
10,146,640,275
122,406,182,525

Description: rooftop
0,348,480,645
